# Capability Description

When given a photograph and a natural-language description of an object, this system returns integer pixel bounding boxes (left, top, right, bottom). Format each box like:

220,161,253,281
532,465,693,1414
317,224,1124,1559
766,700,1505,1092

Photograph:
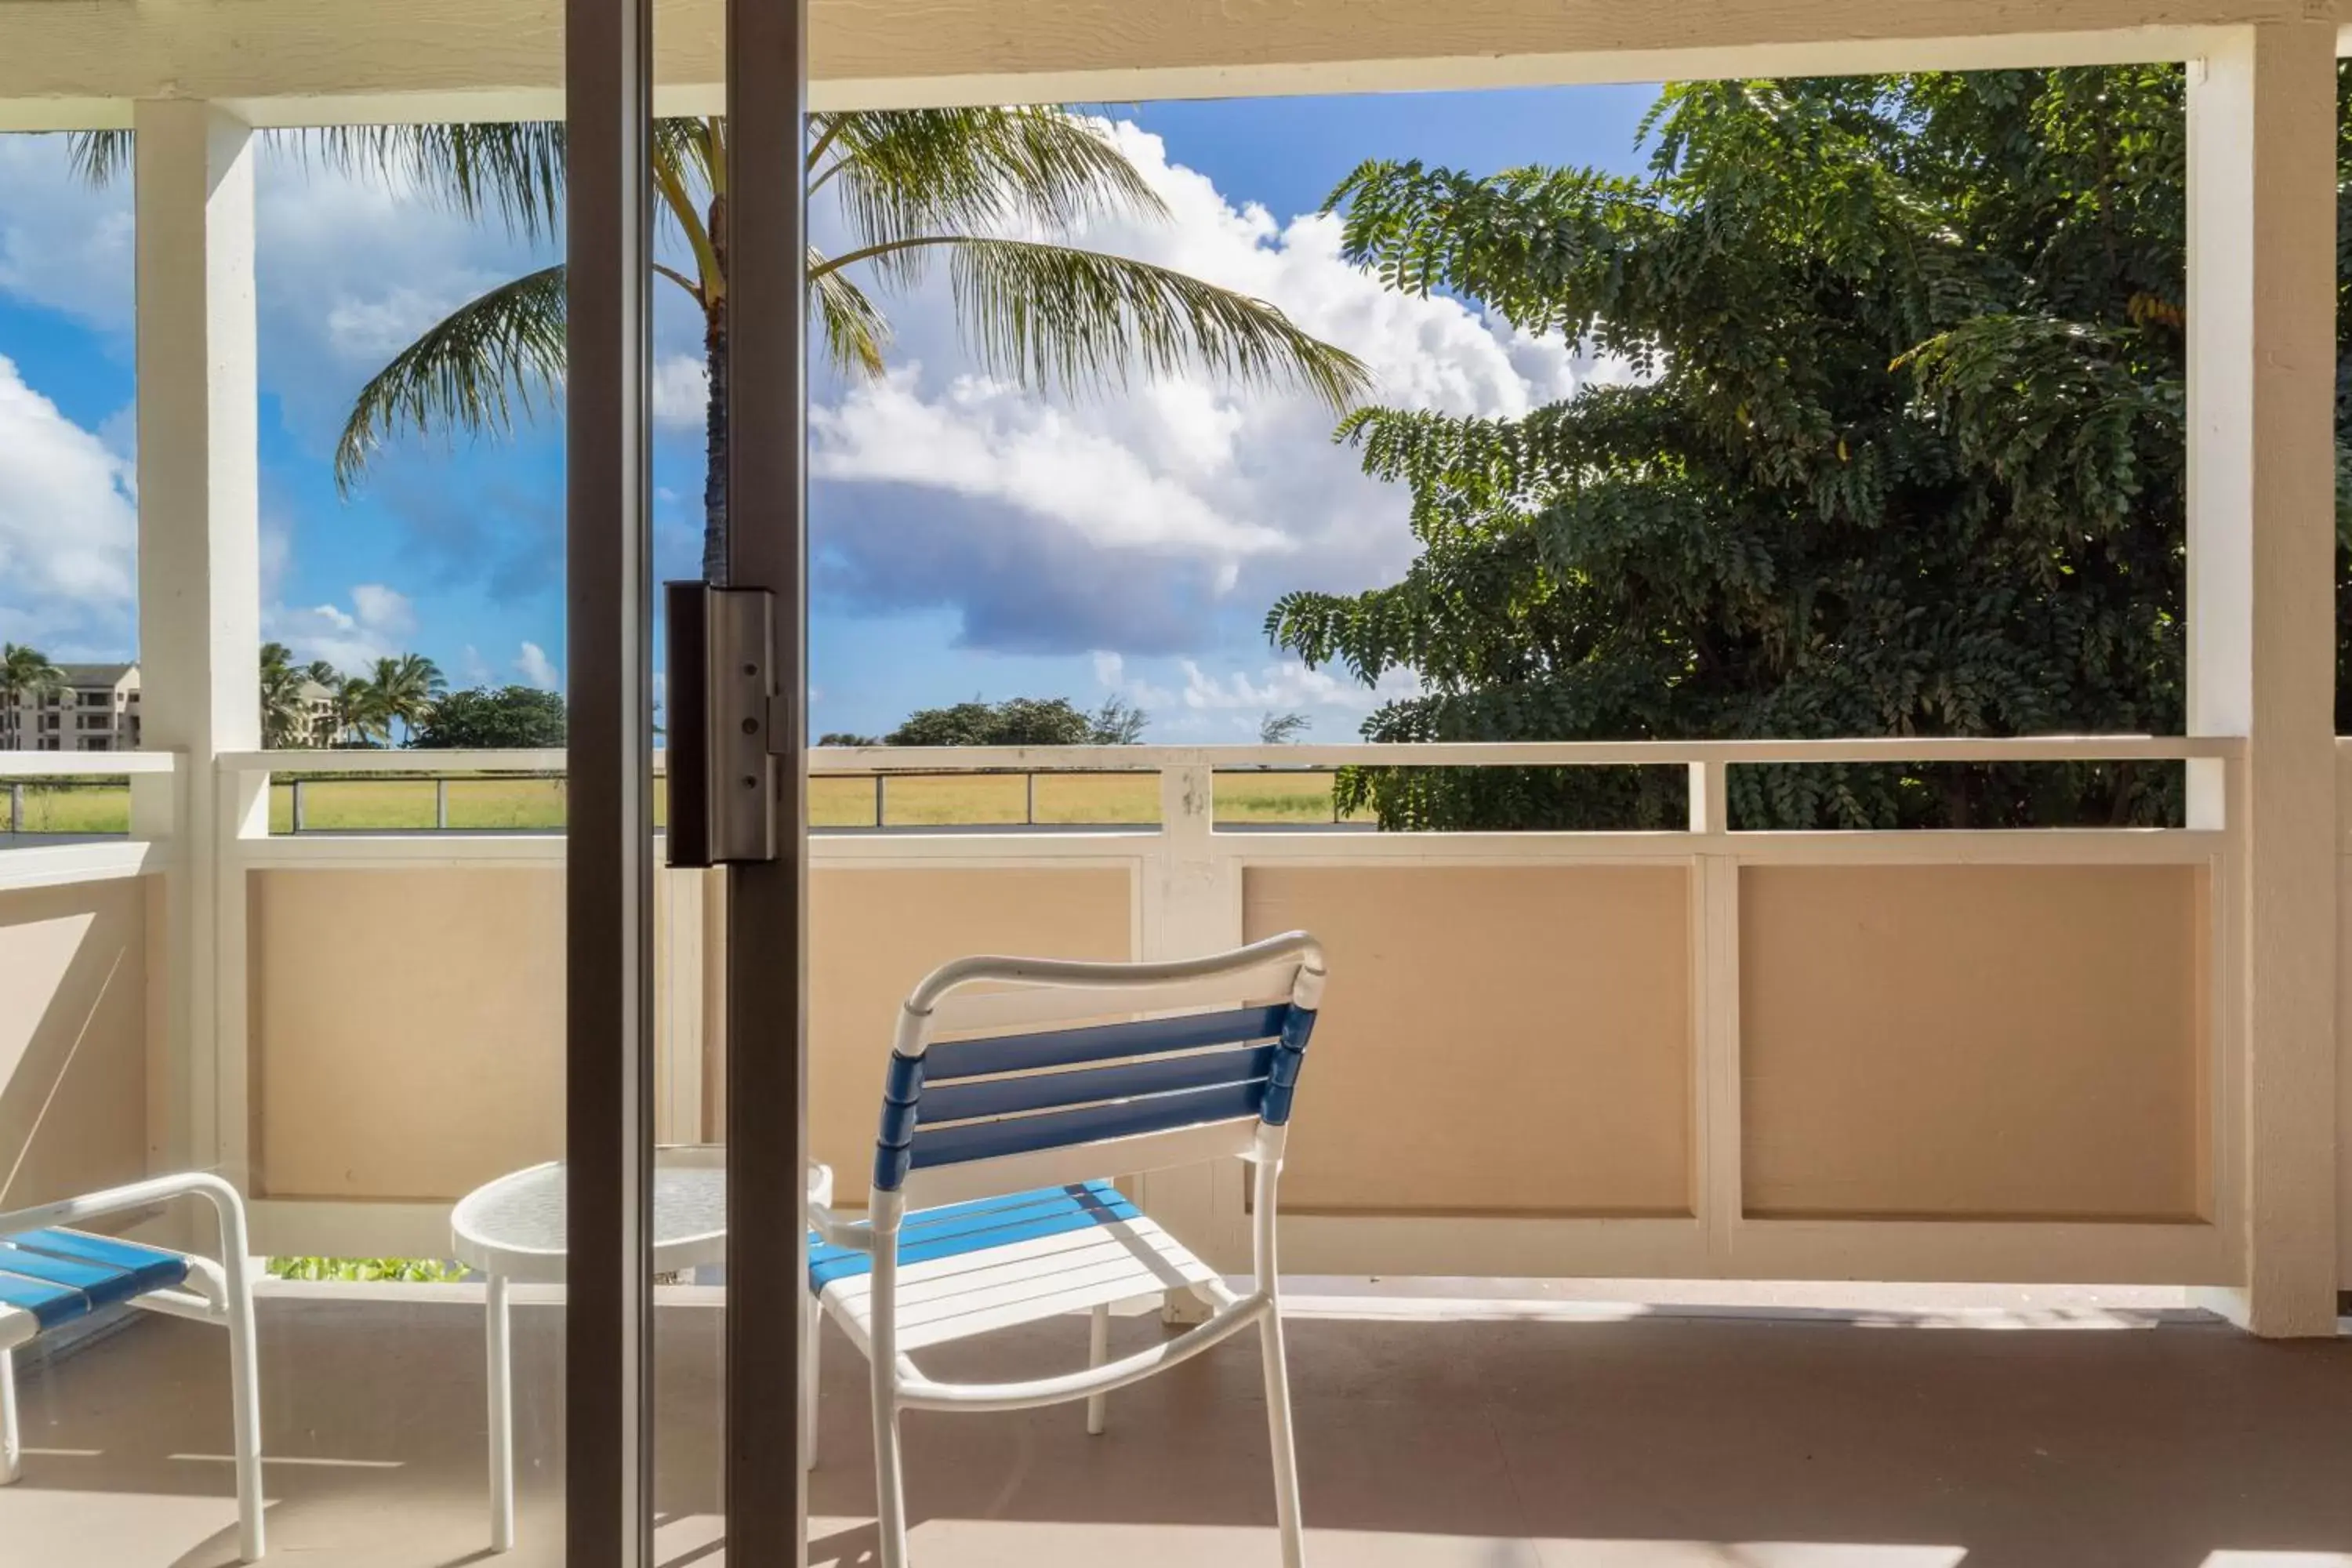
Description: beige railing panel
1243,864,1693,1218
249,868,567,1201
0,878,153,1210
809,866,1134,1204
1741,864,2209,1221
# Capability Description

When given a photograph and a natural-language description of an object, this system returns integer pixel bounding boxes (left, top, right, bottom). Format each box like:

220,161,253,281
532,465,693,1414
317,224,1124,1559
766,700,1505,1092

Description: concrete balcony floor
5,1284,2352,1568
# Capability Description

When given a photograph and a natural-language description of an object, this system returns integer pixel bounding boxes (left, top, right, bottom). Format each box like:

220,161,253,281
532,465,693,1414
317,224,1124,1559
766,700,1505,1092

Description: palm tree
0,643,65,751
336,675,386,747
365,653,447,746
259,641,317,748
71,117,1370,580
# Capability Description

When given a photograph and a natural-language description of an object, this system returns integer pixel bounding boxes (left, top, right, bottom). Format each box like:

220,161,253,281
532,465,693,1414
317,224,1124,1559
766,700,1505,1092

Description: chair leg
1258,1309,1305,1568
802,1297,821,1472
1085,1304,1109,1436
488,1272,515,1553
871,1354,909,1568
223,1261,267,1562
1,1347,20,1487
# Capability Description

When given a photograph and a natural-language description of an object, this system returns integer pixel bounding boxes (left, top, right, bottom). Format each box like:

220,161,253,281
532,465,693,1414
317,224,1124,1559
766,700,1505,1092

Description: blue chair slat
0,1268,90,1330
5,1229,189,1298
917,1043,1278,1126
923,1003,1291,1081
910,1080,1266,1172
1261,1007,1320,1127
0,1229,191,1332
13,1227,191,1287
808,1181,1139,1292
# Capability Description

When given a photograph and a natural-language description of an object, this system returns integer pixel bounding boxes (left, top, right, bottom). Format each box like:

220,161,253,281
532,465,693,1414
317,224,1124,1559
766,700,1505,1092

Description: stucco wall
1243,864,1695,1218
0,876,154,1210
1741,863,2209,1221
249,867,568,1201
247,862,1135,1205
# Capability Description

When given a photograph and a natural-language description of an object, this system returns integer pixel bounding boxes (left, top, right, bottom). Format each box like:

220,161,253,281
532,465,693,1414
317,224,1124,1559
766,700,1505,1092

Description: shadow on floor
4,1292,2350,1566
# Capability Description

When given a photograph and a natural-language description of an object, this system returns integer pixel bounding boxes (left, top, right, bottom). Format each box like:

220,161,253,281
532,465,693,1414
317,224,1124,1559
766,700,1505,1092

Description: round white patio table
451,1147,833,1553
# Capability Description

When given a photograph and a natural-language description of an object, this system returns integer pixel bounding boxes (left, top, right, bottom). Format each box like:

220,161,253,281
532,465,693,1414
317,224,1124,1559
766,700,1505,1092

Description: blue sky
0,85,1656,740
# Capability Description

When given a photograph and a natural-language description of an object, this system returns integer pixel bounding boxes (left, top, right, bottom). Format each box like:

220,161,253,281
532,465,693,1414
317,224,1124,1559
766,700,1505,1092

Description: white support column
134,101,265,1192
2185,24,2339,1337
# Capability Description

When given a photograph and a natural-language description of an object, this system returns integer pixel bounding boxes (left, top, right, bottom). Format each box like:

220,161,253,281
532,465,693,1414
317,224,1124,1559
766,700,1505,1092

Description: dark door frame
565,0,811,1559
722,0,815,1559
564,0,657,1553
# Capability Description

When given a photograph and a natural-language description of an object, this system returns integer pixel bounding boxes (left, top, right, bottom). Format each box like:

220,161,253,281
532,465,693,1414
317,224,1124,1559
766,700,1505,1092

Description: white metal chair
805,931,1327,1568
0,1173,266,1562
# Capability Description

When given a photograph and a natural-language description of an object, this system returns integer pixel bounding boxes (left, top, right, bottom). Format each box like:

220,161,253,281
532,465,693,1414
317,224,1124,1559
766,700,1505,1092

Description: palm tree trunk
699,193,731,585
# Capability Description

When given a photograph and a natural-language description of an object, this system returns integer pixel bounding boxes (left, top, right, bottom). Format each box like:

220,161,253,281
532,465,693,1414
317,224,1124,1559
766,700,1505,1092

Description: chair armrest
0,1171,252,1269
804,1202,869,1251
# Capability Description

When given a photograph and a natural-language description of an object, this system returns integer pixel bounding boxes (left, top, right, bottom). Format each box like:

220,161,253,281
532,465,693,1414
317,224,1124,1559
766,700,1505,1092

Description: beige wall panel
811,867,1134,1204
0,879,151,1210
1742,864,2207,1221
250,868,566,1201
1243,865,1693,1218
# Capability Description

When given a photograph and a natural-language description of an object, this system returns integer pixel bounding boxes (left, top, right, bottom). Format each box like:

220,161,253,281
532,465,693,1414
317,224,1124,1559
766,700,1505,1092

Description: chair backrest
874,931,1326,1210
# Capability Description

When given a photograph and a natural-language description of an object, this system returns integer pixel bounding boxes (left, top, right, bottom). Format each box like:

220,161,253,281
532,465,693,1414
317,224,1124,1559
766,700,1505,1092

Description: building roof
51,663,136,688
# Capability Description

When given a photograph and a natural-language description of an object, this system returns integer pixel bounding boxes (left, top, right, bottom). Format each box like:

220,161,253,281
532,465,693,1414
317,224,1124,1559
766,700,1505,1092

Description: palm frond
926,236,1370,411
67,122,566,239
812,109,1167,288
66,130,132,186
311,123,567,242
651,123,721,298
809,249,891,378
653,118,719,202
335,264,567,492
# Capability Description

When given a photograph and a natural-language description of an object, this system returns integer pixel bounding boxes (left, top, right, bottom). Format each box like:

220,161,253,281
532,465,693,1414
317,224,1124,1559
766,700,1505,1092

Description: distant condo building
0,662,335,751
1,662,142,753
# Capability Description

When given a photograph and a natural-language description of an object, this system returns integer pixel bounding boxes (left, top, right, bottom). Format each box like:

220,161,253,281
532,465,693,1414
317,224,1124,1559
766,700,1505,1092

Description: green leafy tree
413,685,568,748
1270,67,2302,831
880,695,1149,746
76,115,1369,584
0,643,64,750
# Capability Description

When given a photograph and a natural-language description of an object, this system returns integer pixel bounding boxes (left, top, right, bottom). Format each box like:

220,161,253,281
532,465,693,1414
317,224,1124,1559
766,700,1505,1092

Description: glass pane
0,85,579,1566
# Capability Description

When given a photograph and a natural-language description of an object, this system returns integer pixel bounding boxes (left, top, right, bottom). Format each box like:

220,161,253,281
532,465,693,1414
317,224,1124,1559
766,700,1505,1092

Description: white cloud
348,582,417,635
0,353,137,648
267,583,415,673
1090,649,1173,709
514,640,559,690
815,368,1287,564
652,354,710,429
808,117,1619,659
0,136,133,329
1174,659,1418,713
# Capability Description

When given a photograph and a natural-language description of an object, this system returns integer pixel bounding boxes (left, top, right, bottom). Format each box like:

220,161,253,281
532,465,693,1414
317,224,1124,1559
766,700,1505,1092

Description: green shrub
267,1255,467,1283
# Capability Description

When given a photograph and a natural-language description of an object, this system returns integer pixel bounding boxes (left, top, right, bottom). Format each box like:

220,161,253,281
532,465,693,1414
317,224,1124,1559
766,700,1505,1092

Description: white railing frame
0,750,181,893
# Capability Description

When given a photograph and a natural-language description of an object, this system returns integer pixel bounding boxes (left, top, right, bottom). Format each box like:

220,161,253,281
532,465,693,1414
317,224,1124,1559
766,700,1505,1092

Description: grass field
0,770,1370,837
